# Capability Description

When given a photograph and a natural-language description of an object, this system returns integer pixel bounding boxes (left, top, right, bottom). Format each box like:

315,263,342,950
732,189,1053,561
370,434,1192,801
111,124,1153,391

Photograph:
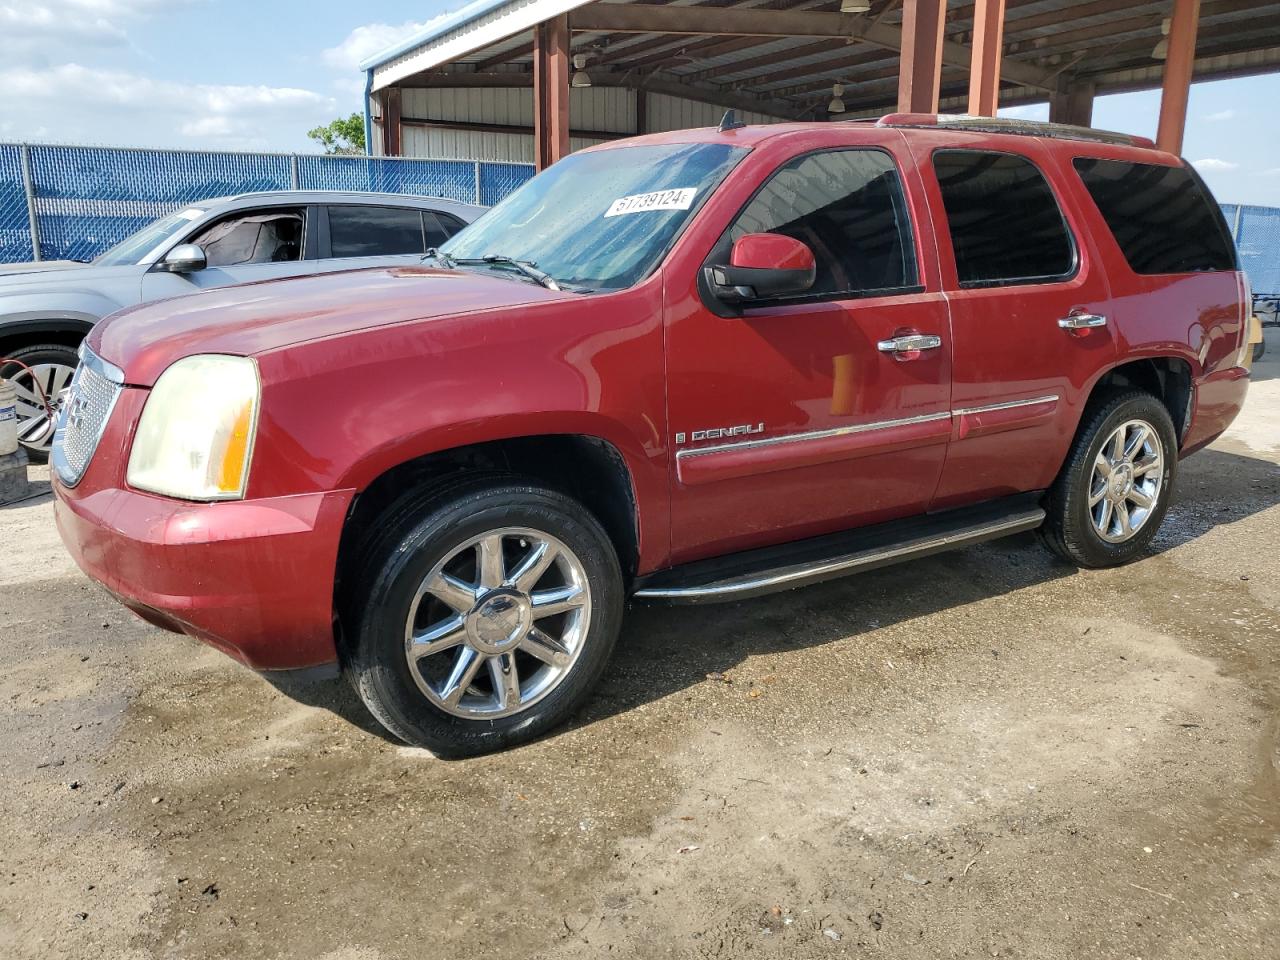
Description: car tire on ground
1255,339,1266,363
0,343,80,463
344,477,623,758
1040,389,1178,569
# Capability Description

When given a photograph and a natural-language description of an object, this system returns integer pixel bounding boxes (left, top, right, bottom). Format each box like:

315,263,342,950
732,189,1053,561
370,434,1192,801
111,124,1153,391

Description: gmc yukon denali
51,115,1252,757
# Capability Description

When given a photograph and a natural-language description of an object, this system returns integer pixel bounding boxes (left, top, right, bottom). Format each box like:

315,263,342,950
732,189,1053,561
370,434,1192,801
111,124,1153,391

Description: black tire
344,476,623,758
1254,339,1266,363
1040,390,1178,569
0,342,81,463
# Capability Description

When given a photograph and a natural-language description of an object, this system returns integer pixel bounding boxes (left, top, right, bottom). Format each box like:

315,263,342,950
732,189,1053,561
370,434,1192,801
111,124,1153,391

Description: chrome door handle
1058,313,1107,330
877,334,942,354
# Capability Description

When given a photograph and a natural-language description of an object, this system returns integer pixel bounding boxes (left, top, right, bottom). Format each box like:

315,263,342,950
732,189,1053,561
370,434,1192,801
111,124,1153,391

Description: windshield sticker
604,188,698,218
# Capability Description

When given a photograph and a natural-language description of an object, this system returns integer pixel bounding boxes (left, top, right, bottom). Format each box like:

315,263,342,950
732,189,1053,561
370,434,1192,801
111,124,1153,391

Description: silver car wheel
404,527,592,720
1089,419,1164,544
9,362,75,454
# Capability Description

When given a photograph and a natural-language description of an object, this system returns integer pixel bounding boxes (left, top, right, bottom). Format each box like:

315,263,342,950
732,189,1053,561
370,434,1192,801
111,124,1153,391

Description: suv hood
91,265,576,386
0,259,88,276
0,260,135,290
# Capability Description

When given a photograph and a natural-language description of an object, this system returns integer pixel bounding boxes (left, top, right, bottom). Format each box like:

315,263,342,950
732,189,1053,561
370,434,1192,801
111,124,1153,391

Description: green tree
307,113,366,155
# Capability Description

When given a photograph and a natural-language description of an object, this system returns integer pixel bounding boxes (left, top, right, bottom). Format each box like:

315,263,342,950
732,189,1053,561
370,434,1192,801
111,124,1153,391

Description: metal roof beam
568,3,1058,91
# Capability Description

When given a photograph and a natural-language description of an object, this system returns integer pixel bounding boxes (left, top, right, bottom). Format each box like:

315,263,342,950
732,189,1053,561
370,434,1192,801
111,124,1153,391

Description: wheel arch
0,313,96,356
335,432,646,598
1083,355,1195,445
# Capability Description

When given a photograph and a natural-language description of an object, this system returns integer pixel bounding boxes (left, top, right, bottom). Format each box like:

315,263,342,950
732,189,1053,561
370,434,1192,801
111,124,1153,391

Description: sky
1,0,1278,207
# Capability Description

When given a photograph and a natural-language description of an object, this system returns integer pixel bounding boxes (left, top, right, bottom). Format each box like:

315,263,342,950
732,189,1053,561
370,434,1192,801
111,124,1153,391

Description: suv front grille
52,348,123,487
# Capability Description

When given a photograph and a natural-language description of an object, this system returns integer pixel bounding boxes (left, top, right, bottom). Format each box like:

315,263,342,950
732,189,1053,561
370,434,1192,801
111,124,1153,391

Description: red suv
52,115,1251,756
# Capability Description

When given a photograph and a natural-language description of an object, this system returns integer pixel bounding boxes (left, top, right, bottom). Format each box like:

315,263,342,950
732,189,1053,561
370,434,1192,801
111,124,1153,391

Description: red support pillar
383,88,402,157
967,0,1006,117
533,14,571,170
898,0,947,114
1156,0,1201,154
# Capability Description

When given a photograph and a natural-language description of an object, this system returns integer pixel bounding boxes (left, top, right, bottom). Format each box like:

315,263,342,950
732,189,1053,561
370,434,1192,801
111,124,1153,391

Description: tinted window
189,209,304,267
724,149,917,298
1073,158,1237,274
934,151,1074,287
329,206,424,257
422,211,454,249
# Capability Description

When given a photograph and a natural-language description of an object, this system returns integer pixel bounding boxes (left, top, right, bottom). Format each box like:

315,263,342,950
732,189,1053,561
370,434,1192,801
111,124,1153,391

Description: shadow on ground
265,445,1280,747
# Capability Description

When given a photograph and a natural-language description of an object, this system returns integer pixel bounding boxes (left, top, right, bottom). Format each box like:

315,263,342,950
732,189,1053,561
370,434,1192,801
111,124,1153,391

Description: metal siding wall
645,92,785,132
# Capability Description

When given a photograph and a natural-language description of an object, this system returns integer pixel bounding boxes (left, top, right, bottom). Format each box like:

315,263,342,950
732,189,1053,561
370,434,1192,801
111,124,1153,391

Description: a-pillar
1156,0,1201,153
1048,78,1095,128
533,14,570,170
898,0,947,114
967,0,1006,117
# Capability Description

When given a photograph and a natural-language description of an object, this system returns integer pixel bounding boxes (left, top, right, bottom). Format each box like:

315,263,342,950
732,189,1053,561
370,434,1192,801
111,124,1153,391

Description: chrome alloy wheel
404,527,592,719
9,362,75,454
1089,419,1164,544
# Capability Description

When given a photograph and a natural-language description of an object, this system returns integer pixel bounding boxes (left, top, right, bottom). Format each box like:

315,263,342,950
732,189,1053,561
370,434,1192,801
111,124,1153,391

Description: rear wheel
345,478,623,757
0,343,80,462
1041,390,1178,568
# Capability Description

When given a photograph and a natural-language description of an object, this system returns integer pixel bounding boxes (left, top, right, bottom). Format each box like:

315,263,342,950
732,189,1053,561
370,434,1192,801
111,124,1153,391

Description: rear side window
328,205,424,257
1073,158,1237,274
933,150,1075,287
724,148,918,299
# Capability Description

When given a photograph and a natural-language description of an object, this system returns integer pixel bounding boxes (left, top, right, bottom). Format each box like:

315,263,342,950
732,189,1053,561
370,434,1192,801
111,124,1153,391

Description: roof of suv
192,190,486,215
594,113,1172,160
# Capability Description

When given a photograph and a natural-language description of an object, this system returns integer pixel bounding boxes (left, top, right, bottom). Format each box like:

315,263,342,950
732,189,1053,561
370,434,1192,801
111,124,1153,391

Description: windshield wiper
423,247,456,268
453,255,561,291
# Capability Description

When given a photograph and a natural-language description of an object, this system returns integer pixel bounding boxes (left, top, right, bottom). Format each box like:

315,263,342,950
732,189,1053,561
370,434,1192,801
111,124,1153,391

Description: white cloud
322,16,451,73
1192,158,1240,173
0,0,195,61
0,63,335,151
1204,108,1236,122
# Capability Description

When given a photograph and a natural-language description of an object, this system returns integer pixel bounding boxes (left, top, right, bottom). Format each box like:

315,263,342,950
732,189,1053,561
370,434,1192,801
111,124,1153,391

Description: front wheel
345,479,623,757
0,343,80,462
1040,390,1178,568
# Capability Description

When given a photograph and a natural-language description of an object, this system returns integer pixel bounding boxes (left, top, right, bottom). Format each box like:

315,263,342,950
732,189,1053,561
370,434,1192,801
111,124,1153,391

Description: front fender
0,290,126,338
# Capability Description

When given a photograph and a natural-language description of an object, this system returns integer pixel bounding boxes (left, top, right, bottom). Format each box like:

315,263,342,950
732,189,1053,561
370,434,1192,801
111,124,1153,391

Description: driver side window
188,208,305,267
724,149,918,300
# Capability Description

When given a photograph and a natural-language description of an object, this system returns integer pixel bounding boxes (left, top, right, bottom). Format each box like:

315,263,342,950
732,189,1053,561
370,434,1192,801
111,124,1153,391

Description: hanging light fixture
1152,18,1171,60
840,0,871,12
571,53,593,87
828,83,846,114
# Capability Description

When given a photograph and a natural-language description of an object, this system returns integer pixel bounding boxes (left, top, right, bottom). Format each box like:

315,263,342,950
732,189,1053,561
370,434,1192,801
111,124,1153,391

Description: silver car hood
0,261,138,291
0,259,89,276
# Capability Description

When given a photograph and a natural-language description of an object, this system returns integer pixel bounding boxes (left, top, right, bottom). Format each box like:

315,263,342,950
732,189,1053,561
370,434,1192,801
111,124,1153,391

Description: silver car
0,190,484,458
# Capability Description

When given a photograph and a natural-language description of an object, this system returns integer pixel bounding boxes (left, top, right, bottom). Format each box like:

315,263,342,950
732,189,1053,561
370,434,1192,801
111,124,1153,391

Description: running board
632,495,1046,604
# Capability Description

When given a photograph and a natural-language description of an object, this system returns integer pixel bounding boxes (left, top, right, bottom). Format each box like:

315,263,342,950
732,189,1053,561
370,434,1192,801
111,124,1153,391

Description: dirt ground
2,337,1279,960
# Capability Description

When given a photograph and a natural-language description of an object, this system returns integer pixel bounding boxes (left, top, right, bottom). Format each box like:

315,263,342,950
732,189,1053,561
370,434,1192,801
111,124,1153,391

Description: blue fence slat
0,145,34,264
0,143,535,264
1224,202,1280,295
478,162,536,206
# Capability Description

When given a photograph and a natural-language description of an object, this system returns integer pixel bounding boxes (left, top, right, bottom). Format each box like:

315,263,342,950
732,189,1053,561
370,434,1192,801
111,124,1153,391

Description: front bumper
54,479,354,672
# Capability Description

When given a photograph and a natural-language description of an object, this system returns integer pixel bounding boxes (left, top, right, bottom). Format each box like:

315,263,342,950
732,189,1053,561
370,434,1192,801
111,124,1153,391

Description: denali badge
675,422,764,444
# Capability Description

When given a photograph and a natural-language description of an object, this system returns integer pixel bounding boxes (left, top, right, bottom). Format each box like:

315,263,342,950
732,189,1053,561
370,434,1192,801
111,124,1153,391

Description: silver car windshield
94,207,206,266
440,142,746,292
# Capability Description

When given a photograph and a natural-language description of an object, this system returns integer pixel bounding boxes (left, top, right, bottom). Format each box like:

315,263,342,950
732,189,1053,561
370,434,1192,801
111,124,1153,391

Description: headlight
127,355,260,501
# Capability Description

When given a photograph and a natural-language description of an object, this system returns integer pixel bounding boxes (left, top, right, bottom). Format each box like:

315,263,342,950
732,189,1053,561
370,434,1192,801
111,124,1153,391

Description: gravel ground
2,335,1279,960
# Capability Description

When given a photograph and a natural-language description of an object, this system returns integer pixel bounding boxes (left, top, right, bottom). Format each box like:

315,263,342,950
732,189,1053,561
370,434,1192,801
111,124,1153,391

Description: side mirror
155,243,207,274
705,233,816,305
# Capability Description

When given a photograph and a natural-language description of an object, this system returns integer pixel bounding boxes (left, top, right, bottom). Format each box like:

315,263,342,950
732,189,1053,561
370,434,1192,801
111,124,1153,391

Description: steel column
967,0,1006,116
382,88,403,157
1157,0,1201,153
1049,78,1095,127
533,14,571,170
898,0,947,114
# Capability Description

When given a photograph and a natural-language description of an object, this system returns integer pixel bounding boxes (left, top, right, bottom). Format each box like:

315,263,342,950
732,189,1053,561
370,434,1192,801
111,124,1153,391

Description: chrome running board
632,495,1046,605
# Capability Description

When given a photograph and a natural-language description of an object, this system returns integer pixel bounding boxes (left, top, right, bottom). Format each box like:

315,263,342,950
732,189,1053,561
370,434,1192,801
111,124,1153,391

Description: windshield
94,207,205,266
441,142,746,291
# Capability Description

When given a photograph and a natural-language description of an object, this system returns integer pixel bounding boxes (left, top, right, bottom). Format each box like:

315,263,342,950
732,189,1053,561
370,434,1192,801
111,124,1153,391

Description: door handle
877,334,942,354
1058,313,1107,330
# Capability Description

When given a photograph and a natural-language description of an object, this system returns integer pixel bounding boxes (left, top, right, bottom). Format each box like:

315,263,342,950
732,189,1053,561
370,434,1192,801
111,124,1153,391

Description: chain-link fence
0,143,536,264
1222,203,1280,295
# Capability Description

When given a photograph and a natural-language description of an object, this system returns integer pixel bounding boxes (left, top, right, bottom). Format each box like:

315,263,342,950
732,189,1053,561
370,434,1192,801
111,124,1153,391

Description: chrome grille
52,348,123,487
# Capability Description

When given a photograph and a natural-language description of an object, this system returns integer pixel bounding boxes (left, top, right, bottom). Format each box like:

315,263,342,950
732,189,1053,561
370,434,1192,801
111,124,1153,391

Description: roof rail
874,113,1158,150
